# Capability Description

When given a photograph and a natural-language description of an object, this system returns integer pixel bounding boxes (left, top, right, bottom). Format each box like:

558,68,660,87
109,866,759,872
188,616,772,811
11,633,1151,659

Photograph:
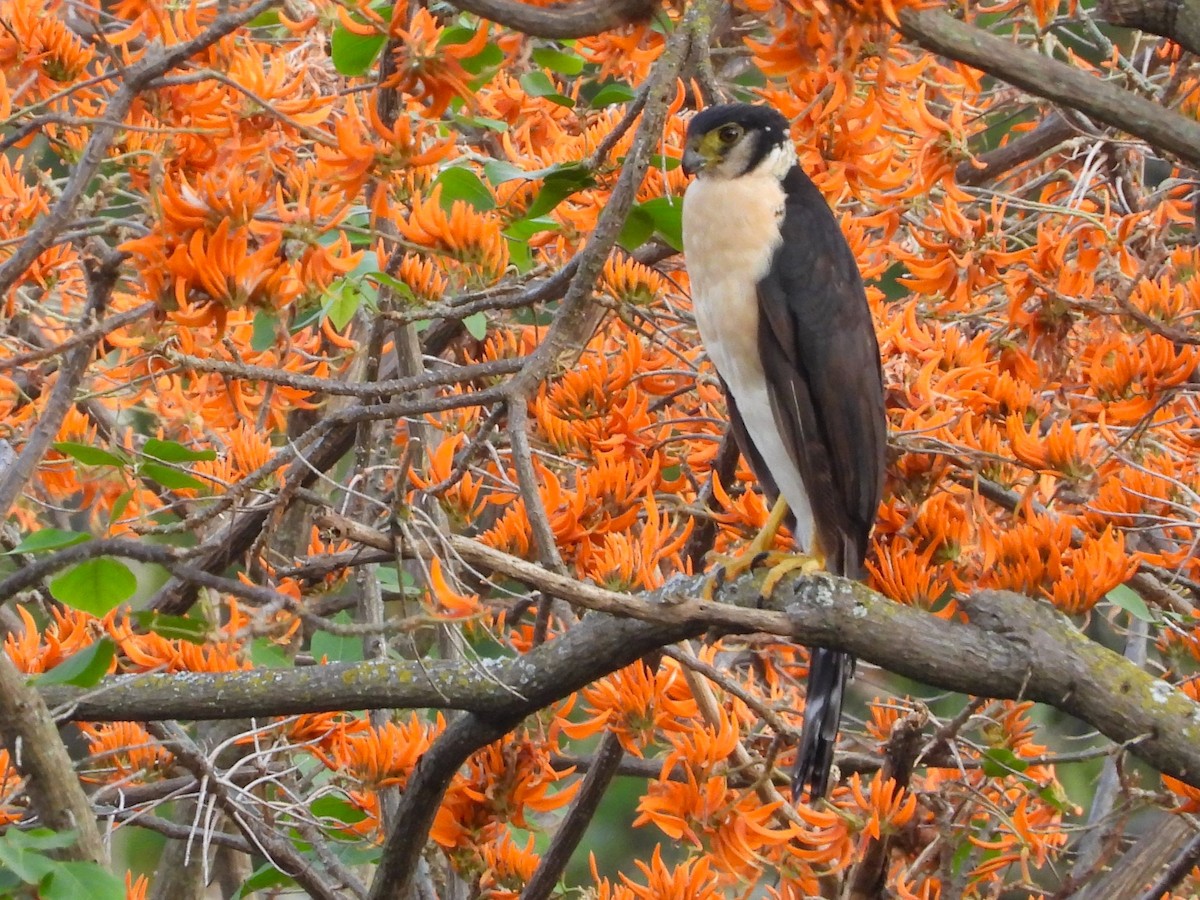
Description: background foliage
1,0,1199,896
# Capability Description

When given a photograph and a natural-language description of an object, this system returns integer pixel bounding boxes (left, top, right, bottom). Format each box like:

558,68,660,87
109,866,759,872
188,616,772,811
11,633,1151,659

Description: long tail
792,647,853,801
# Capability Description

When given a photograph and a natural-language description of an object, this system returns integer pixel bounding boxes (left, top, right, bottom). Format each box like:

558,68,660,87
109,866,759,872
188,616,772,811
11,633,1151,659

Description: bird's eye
716,124,742,144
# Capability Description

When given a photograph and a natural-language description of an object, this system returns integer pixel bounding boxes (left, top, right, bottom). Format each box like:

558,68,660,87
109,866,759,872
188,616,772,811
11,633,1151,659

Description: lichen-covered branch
41,558,1200,788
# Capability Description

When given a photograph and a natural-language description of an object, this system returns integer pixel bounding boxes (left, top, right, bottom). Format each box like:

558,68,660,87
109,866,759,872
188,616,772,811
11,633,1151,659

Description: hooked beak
681,146,706,177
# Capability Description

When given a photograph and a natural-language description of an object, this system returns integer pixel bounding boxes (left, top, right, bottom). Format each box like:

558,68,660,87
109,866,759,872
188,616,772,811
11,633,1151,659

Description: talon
760,554,821,598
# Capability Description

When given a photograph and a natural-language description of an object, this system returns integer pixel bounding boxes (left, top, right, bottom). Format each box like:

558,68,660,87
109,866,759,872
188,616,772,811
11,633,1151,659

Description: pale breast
682,174,816,551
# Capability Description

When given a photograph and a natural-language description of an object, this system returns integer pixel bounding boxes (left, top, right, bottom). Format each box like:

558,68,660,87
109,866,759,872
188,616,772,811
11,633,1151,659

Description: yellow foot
760,553,823,598
702,548,772,599
702,549,822,600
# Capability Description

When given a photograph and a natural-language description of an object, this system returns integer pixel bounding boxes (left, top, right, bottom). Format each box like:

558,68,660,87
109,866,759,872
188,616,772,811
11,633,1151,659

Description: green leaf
131,611,209,644
483,160,527,185
140,462,206,491
524,164,595,219
531,47,585,75
235,863,295,899
251,309,278,351
251,637,293,669
326,279,362,332
0,828,70,883
463,312,488,340
247,8,280,27
637,196,684,250
40,861,125,900
589,82,636,108
980,746,1029,779
460,44,503,75
311,795,368,825
504,216,560,241
53,442,125,468
6,529,90,555
433,168,495,211
35,638,115,688
1107,584,1153,623
950,837,974,875
311,612,364,663
49,558,137,615
518,72,573,108
108,490,133,529
143,439,217,463
364,271,417,304
438,25,478,46
506,236,533,273
375,566,401,592
330,27,386,76
451,112,507,132
617,206,654,251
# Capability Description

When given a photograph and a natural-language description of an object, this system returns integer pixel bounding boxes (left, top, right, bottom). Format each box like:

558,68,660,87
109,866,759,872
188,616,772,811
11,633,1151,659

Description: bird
680,102,887,801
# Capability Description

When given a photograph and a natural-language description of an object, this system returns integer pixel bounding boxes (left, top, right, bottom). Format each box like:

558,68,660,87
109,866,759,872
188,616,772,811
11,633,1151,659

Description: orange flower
78,722,173,785
621,846,724,900
382,11,490,117
0,750,24,827
562,660,698,755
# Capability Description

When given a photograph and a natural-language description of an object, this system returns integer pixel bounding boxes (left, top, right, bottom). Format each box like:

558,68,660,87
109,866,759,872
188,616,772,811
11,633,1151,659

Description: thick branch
443,0,657,39
1098,0,1200,57
898,8,1200,169
0,652,104,862
40,562,1200,787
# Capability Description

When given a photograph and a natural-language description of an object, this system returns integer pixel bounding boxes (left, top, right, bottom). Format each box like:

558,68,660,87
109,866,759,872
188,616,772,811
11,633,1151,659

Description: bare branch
38,547,1200,790
443,0,658,39
0,651,104,862
1098,0,1200,57
0,0,279,298
898,8,1200,168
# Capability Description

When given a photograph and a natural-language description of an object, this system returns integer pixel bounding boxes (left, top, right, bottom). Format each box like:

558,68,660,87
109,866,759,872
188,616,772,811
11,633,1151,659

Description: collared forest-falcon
680,103,887,800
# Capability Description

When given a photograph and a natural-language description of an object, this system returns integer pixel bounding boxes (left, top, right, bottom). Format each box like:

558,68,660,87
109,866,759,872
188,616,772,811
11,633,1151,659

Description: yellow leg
702,497,822,599
746,496,791,557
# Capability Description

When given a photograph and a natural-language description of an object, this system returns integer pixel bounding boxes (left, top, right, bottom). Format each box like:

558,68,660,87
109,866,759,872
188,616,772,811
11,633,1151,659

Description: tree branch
898,8,1200,169
1098,0,1200,57
39,552,1200,788
0,250,122,522
443,0,658,39
0,652,104,862
0,0,279,298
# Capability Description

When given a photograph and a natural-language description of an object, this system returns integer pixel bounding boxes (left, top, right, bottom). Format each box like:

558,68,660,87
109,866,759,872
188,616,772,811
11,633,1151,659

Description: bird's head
681,103,794,180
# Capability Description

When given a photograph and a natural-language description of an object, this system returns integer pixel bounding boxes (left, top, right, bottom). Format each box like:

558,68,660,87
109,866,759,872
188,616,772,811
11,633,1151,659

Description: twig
0,249,121,520
521,730,625,900
147,721,360,900
0,301,155,371
165,352,527,397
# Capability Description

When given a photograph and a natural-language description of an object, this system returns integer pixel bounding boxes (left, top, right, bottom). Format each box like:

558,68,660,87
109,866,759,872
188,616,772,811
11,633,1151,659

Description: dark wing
756,166,885,579
756,166,886,801
723,386,788,526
